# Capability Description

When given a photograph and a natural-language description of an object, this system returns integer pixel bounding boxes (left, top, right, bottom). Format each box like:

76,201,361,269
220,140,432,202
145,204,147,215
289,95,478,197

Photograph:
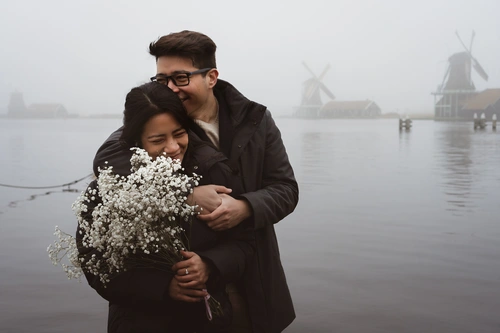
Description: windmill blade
319,82,335,99
304,79,320,100
455,30,469,52
469,30,475,54
455,30,489,81
440,64,450,91
317,64,331,81
302,61,318,78
472,59,489,81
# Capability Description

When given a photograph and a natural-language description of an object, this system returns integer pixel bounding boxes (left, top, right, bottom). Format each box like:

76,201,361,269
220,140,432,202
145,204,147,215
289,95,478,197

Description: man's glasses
150,68,212,87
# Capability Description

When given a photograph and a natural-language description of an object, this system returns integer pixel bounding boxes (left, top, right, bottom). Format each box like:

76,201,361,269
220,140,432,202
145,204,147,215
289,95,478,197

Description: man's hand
171,250,211,289
187,185,232,215
197,194,252,231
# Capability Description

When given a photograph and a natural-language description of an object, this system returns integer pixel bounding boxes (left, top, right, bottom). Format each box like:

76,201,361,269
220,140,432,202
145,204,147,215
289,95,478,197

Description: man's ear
207,68,219,88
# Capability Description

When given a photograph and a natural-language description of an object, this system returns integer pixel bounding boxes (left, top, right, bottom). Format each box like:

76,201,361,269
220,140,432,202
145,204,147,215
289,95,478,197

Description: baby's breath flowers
50,146,201,277
75,148,200,283
47,225,83,281
49,148,199,285
48,148,223,319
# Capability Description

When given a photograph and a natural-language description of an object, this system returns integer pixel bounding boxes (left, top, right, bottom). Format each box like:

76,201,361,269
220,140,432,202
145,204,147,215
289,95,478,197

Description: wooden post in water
493,114,497,130
473,113,487,130
481,113,487,129
399,116,412,130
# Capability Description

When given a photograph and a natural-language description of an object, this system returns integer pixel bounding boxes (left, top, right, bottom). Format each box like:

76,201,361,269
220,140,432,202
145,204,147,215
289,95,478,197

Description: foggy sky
1,0,499,116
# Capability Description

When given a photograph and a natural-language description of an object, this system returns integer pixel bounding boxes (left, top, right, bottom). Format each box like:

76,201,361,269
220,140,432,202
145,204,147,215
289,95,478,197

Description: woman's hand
187,185,232,215
168,279,207,303
172,250,212,289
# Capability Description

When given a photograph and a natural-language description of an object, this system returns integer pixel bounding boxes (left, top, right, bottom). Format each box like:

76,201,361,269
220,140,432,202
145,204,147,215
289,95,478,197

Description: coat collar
213,79,267,127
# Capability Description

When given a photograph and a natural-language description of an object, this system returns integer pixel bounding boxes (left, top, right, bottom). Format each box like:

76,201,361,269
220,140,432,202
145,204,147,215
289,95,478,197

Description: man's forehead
156,56,195,72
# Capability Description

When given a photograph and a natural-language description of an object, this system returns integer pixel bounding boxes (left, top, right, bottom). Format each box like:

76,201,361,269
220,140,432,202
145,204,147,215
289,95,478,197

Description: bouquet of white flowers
48,147,222,319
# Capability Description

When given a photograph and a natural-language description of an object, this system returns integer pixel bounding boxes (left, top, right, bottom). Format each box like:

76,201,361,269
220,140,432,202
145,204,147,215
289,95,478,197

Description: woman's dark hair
121,82,193,147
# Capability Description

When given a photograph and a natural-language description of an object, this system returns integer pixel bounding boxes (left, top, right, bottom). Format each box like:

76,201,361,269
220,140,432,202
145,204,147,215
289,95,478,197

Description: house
26,103,68,118
319,100,381,118
459,89,500,120
7,92,69,118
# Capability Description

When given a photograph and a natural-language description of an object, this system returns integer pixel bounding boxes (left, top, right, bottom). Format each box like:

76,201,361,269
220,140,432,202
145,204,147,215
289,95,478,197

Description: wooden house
319,100,381,118
459,89,500,120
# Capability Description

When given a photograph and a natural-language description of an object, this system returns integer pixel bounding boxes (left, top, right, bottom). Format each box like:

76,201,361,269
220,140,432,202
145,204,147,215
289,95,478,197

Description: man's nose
167,80,180,92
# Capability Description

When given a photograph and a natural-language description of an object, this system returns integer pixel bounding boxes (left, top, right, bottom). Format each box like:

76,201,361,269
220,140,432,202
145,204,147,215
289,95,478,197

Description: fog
1,0,499,116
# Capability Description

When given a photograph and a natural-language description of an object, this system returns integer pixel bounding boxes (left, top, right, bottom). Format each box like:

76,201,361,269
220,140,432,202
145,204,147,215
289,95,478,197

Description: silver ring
185,268,189,275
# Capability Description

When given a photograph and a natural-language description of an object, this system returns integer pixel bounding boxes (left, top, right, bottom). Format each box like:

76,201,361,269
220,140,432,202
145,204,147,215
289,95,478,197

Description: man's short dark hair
149,30,217,69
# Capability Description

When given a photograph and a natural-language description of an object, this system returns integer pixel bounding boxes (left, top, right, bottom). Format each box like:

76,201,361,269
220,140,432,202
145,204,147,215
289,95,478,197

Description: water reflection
299,131,334,191
435,122,478,215
7,188,80,208
398,126,411,151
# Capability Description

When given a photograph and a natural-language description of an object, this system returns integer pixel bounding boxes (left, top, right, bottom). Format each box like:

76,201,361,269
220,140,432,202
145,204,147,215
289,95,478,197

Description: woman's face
141,113,188,161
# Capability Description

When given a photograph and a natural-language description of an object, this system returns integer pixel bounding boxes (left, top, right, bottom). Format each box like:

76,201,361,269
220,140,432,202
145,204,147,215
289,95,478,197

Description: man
93,30,298,333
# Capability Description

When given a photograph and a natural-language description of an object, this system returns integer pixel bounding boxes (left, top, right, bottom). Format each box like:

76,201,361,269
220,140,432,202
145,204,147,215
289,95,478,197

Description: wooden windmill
7,91,27,117
295,62,335,117
432,31,489,119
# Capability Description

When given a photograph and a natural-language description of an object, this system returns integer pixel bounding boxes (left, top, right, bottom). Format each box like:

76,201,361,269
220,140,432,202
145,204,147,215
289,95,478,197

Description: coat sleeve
82,265,174,305
76,181,174,306
196,220,254,283
239,110,299,230
93,127,133,176
194,163,255,283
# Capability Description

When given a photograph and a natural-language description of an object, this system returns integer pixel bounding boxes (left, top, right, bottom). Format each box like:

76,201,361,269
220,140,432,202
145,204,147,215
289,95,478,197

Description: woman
77,82,254,333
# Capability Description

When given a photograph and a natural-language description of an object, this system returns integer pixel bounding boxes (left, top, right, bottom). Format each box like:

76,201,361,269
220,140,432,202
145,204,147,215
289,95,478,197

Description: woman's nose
163,139,179,154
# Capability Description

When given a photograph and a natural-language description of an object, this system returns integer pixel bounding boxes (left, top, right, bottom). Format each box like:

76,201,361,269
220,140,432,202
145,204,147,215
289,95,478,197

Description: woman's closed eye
174,131,187,138
150,138,165,144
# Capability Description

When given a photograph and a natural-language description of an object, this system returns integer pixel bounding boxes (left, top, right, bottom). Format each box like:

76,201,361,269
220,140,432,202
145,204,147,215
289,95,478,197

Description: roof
462,89,500,110
27,103,66,112
321,100,379,111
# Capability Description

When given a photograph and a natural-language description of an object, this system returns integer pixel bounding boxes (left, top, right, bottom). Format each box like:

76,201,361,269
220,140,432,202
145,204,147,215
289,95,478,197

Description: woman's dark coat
80,133,254,333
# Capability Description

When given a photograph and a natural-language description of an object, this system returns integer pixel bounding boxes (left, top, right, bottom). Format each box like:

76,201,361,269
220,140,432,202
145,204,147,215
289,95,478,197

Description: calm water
1,118,499,333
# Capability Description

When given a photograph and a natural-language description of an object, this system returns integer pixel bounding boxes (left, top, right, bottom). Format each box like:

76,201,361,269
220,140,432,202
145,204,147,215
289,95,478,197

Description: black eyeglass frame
150,68,212,87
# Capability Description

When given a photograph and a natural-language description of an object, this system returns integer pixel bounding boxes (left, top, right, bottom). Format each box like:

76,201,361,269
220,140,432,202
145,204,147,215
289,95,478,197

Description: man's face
155,56,217,117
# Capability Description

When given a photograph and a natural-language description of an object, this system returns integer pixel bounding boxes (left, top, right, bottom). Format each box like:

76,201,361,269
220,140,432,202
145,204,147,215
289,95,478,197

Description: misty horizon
1,0,499,116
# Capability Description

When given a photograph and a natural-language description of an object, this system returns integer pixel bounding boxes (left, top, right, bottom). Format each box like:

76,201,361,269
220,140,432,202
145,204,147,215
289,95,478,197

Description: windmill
433,31,489,119
295,62,335,117
7,91,27,117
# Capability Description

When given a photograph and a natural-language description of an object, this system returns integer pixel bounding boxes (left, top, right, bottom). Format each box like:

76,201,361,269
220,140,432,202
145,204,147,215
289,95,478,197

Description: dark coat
92,80,299,333
211,80,298,333
80,133,255,333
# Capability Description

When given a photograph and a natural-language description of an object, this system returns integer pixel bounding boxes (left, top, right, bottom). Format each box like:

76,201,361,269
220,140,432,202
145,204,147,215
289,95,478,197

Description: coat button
193,166,198,169
238,145,242,148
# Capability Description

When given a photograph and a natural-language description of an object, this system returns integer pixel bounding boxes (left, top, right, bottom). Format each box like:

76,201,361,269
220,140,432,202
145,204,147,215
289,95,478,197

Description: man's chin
184,104,196,116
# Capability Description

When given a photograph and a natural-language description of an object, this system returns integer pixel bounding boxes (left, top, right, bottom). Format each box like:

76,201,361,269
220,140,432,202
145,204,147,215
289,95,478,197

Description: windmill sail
472,59,489,81
455,30,489,82
319,82,335,99
300,62,335,105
